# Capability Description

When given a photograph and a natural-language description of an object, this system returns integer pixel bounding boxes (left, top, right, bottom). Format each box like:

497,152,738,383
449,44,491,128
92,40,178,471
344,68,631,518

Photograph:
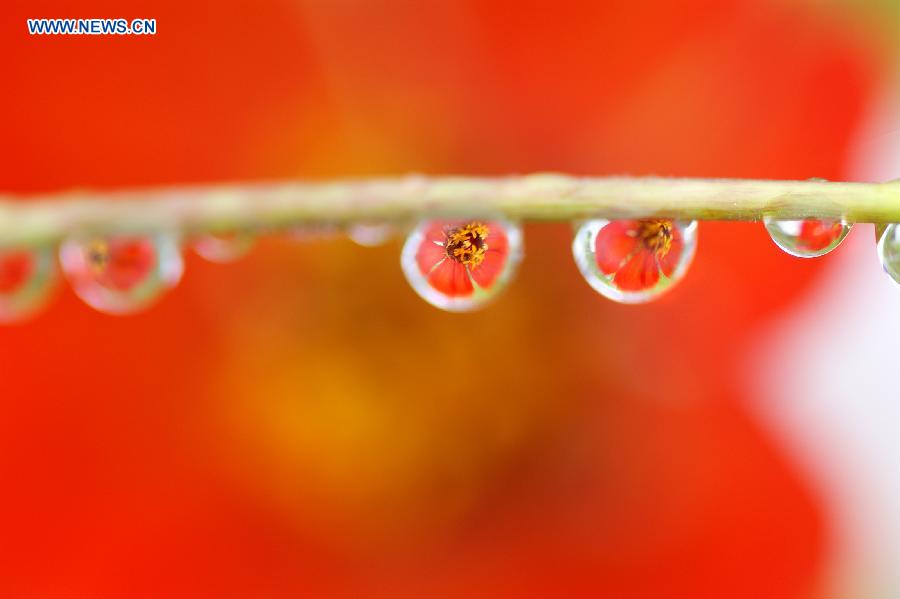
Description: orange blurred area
0,1,895,597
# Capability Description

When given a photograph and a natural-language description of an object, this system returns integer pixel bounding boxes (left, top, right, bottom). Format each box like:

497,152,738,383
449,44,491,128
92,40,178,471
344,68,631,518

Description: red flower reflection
0,252,35,294
796,219,845,252
85,238,157,291
415,221,509,297
595,219,684,292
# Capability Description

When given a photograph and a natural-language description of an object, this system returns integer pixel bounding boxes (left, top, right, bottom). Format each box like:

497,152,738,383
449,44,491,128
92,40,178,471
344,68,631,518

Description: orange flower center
637,219,673,258
445,222,489,268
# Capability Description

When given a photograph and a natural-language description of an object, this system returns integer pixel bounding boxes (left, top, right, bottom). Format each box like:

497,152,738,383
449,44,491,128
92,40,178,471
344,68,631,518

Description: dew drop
289,224,340,242
0,245,57,322
764,217,850,258
60,233,183,315
348,223,393,247
400,218,523,312
877,223,900,286
192,230,255,263
572,218,698,304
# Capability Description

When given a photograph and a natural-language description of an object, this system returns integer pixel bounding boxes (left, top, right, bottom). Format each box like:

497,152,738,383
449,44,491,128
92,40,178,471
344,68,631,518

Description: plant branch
1,175,899,246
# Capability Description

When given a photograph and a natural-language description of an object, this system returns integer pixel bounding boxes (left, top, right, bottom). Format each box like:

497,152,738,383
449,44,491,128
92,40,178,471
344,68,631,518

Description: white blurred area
748,79,900,596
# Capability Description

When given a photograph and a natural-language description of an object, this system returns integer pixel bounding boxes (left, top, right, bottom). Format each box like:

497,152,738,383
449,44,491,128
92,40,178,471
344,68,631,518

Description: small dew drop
290,224,340,242
348,223,393,247
400,219,523,312
60,233,183,315
0,245,57,323
192,230,255,263
877,223,900,286
572,219,698,304
764,217,850,258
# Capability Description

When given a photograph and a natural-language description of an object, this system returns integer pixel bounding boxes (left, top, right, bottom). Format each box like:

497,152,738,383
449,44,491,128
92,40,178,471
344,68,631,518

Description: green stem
2,175,899,246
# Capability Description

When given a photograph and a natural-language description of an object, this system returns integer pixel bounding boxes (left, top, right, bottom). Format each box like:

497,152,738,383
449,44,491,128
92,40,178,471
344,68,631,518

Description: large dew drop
192,230,255,263
572,218,697,304
400,219,523,311
0,245,57,322
764,217,851,258
60,233,183,315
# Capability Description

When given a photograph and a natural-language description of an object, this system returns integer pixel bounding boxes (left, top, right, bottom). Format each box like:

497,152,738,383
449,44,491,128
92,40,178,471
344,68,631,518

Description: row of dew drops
1,215,899,320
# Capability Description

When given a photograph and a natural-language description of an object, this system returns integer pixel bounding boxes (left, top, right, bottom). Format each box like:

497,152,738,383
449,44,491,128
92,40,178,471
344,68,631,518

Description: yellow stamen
637,220,673,257
86,239,110,273
445,222,489,269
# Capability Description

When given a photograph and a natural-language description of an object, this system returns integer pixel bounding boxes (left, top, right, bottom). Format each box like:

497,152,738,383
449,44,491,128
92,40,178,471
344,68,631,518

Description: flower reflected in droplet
60,233,183,315
573,218,697,304
401,219,523,311
593,219,684,292
764,217,850,258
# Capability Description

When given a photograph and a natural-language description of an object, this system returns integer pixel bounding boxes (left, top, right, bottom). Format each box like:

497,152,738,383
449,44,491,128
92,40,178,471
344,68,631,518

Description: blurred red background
1,1,897,597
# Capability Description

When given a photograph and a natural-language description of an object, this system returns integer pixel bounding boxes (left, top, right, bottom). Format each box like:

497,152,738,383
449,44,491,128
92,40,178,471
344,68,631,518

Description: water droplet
348,223,393,247
60,233,183,314
877,223,900,286
192,230,255,263
0,245,57,322
400,219,523,311
290,224,340,242
764,217,850,258
572,219,697,304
